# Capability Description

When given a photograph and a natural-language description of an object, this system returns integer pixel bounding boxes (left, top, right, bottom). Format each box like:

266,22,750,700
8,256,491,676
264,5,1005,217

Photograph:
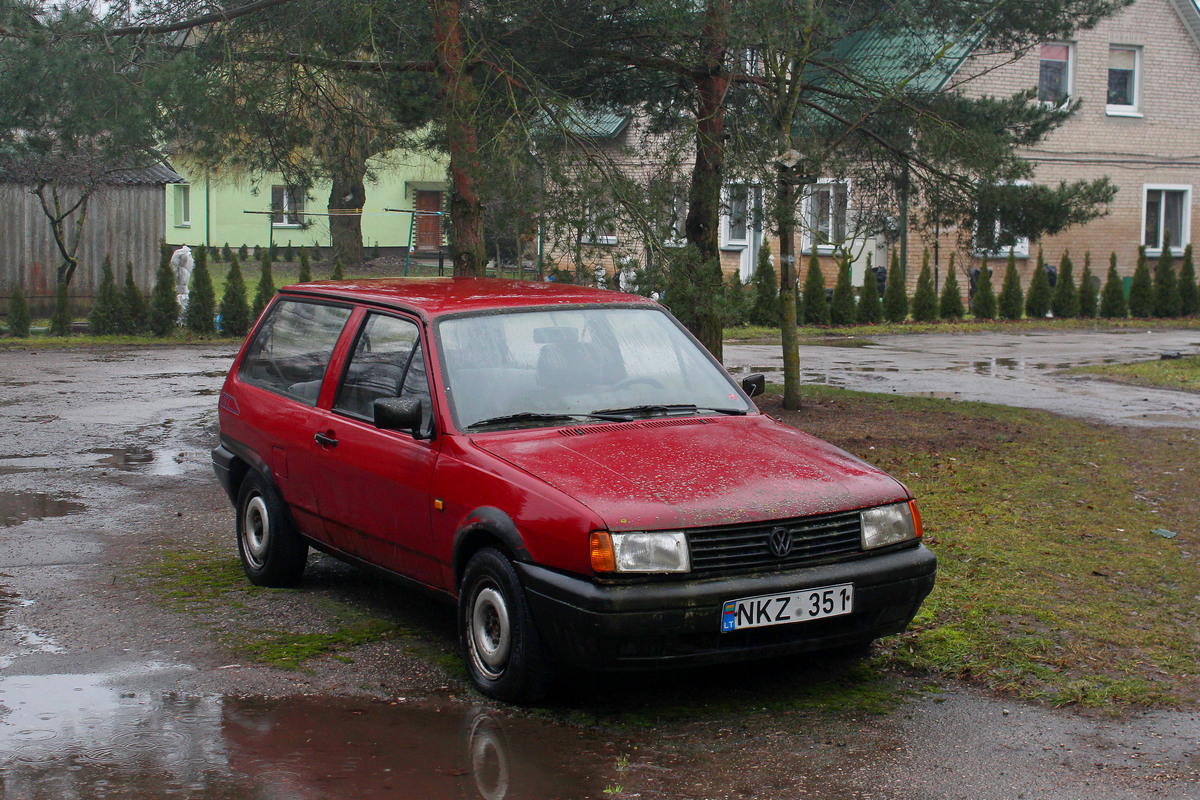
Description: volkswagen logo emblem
768,527,793,558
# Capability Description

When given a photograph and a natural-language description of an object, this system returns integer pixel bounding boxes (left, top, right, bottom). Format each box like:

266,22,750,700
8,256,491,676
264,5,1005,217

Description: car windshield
437,306,752,431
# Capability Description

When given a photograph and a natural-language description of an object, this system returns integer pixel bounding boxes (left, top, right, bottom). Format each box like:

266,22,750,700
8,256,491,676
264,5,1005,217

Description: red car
213,278,935,702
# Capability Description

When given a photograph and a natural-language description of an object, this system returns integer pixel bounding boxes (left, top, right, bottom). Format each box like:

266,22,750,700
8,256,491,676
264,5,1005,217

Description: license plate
721,583,854,632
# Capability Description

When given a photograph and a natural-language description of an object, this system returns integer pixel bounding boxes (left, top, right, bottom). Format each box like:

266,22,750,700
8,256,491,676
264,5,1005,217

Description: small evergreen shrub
829,254,856,325
238,244,249,261
909,249,937,322
1051,250,1079,319
723,271,748,327
802,254,829,325
219,256,252,336
972,257,996,320
1128,246,1154,317
89,254,121,335
330,258,345,280
938,253,965,320
148,252,181,336
222,243,233,263
1100,253,1128,319
749,245,779,326
7,285,30,337
1179,245,1197,316
297,247,313,283
269,242,279,263
882,249,908,323
997,250,1023,320
371,241,380,259
1152,231,1180,317
1024,249,1052,318
856,253,882,324
1078,253,1098,319
284,241,295,263
120,262,147,334
253,250,276,318
49,280,72,336
186,245,217,334
252,244,262,262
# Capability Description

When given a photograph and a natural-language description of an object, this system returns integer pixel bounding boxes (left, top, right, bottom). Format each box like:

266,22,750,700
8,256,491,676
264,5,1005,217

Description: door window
238,300,352,404
334,313,434,434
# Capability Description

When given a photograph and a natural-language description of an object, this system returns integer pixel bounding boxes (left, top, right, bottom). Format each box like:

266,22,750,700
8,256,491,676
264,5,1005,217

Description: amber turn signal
589,531,616,572
909,500,924,538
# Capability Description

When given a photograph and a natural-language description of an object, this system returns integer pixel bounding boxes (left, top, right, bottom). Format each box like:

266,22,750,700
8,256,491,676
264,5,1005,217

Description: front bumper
518,544,936,669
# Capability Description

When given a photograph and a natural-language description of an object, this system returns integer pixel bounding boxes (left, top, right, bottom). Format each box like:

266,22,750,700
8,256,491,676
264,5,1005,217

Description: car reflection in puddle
0,672,620,799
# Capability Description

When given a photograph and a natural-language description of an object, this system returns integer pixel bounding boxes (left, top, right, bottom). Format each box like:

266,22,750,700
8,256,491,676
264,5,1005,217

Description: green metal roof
558,108,632,139
831,25,987,95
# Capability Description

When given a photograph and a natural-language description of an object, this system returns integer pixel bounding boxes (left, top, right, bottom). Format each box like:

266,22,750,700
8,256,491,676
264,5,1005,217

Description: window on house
1038,43,1072,104
1144,186,1190,253
739,48,761,76
666,192,688,245
725,185,749,246
1107,46,1140,114
174,184,190,227
271,185,305,227
802,181,848,252
974,183,1030,258
583,201,617,245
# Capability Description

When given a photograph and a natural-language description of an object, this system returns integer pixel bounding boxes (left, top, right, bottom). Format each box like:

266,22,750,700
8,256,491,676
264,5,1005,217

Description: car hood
471,414,909,530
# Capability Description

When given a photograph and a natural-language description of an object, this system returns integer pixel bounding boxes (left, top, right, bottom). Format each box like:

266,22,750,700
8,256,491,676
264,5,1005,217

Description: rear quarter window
238,299,353,405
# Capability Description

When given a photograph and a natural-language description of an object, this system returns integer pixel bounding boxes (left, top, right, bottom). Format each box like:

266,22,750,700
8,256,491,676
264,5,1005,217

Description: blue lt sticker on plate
721,583,854,632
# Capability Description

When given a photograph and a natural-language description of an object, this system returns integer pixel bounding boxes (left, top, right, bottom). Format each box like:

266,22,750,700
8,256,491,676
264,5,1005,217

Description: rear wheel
459,548,549,703
236,472,307,587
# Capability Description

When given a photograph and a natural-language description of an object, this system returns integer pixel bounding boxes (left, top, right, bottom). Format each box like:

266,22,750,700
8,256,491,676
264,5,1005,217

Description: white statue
171,245,193,315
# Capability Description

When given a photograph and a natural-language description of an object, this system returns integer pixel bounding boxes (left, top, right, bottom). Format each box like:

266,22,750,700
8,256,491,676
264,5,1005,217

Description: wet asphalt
1,334,1198,799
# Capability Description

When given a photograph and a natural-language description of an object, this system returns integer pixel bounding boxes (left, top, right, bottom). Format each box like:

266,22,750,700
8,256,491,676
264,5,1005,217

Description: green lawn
1072,354,1200,394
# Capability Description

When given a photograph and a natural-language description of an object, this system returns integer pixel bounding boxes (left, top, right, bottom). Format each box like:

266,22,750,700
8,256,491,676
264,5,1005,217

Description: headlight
590,531,690,573
860,501,922,550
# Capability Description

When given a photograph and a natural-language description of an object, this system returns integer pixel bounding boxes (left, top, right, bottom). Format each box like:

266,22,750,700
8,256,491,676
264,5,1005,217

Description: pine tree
1128,245,1154,317
219,256,252,337
49,280,72,336
1025,249,1052,318
972,257,996,320
222,242,234,263
910,249,937,322
1078,253,1098,319
749,245,779,326
802,254,829,325
7,285,30,337
1100,253,1128,319
330,258,345,280
997,249,1023,320
829,254,856,325
253,250,276,317
1152,230,1180,317
297,246,313,283
723,270,748,326
186,245,217,334
939,253,965,321
856,252,882,324
89,254,120,334
148,249,181,336
1051,250,1079,319
120,262,147,334
882,248,908,323
1179,245,1197,316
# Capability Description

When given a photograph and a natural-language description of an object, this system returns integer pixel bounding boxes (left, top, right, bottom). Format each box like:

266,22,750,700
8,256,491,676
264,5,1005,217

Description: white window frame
271,185,305,228
720,184,752,250
582,201,618,246
1142,184,1191,256
174,184,191,228
800,179,850,255
1106,45,1142,118
973,180,1030,259
1037,41,1074,107
664,192,688,247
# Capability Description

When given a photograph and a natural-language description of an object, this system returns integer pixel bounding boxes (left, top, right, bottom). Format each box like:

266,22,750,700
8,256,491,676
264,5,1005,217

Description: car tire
459,547,549,703
236,472,308,587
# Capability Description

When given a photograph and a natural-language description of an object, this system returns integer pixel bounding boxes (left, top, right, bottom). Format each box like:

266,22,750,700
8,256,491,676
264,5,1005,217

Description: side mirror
374,396,430,439
741,373,766,398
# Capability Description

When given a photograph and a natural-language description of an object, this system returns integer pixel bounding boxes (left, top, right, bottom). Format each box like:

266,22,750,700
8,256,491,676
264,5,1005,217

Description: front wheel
236,472,308,587
459,548,549,703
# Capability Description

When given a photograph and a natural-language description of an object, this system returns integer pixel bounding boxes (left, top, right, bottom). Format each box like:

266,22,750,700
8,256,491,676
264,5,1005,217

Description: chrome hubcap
242,495,270,569
470,586,511,679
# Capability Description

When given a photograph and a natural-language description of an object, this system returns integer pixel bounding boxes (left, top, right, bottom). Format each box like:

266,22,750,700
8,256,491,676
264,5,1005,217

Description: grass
767,387,1200,710
1072,354,1200,393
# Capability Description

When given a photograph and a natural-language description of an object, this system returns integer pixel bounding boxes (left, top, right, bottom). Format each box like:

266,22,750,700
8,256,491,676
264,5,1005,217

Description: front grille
687,510,863,575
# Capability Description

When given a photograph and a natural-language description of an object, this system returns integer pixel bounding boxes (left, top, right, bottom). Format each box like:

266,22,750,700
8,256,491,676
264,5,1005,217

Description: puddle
0,491,86,527
800,338,878,348
0,674,621,800
90,448,191,476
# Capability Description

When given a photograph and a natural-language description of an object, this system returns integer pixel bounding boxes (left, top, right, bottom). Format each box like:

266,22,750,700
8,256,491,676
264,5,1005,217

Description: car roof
279,277,658,319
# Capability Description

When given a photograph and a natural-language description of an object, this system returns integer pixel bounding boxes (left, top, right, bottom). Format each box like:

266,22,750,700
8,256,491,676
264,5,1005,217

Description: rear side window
335,313,434,433
239,299,353,405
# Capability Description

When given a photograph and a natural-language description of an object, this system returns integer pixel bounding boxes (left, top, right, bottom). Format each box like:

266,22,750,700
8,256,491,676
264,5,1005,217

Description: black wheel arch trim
452,506,532,587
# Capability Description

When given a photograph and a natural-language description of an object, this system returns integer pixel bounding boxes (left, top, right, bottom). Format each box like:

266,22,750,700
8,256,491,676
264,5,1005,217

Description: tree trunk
431,0,486,277
683,0,732,361
777,177,802,410
328,172,366,268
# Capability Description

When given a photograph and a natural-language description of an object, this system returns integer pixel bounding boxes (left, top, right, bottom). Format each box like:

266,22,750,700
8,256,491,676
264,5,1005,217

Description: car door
310,311,441,585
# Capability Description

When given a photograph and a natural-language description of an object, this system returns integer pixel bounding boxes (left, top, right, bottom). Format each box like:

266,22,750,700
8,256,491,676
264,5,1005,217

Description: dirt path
1,345,1197,799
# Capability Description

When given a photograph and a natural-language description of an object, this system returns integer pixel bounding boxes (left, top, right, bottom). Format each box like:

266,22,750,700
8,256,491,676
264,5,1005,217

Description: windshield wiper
589,404,747,421
466,412,591,431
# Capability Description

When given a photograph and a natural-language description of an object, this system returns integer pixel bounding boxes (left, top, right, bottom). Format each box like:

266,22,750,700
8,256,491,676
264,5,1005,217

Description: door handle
314,431,338,448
